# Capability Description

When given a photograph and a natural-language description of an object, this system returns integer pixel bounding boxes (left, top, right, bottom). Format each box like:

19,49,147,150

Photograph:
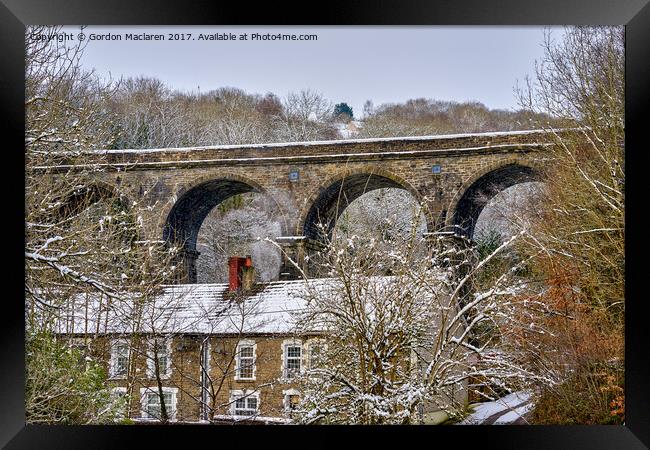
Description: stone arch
56,180,132,220
39,180,144,248
446,159,542,239
162,173,288,282
298,167,432,243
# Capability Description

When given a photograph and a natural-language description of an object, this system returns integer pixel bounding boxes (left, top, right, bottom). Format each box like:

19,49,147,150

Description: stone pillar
275,236,307,280
179,248,200,284
424,228,476,307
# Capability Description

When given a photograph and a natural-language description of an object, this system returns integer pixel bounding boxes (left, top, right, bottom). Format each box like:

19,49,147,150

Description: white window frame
111,387,129,419
139,387,178,422
281,339,304,380
307,339,327,371
234,340,257,381
282,388,301,413
147,337,172,380
229,390,260,418
109,338,130,379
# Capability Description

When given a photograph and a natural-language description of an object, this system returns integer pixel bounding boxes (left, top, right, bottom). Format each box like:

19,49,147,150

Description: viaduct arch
447,161,541,238
299,168,430,244
161,174,289,282
40,129,556,283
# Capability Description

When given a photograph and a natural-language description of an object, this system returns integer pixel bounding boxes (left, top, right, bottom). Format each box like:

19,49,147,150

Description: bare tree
271,203,549,424
25,25,181,424
334,188,428,255
196,193,283,283
357,98,555,138
273,89,337,142
513,26,625,424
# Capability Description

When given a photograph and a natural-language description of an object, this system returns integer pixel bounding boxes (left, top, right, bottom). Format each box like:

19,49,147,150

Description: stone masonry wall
88,334,319,422
81,132,549,234
43,131,555,280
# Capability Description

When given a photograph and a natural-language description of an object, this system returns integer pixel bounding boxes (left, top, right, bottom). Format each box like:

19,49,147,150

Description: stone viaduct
43,129,556,283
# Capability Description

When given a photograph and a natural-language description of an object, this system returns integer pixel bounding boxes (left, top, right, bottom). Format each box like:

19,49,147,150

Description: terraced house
55,254,468,423
55,256,328,423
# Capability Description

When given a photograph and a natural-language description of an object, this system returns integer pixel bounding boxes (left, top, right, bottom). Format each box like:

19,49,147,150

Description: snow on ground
458,391,533,425
493,401,535,424
335,120,362,139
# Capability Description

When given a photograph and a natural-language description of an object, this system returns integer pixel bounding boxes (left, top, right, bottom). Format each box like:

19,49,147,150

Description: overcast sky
62,26,563,116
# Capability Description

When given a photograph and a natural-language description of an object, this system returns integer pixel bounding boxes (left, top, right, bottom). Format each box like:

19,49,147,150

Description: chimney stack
228,255,255,293
242,255,255,291
228,256,243,292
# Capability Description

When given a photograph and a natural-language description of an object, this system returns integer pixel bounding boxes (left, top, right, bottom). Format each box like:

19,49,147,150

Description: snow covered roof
53,273,451,336
54,279,320,336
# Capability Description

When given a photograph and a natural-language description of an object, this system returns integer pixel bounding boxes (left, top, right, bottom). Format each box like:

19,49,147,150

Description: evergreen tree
333,102,354,121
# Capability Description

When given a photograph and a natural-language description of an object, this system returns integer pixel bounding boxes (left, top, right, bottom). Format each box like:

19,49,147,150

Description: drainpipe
200,337,210,421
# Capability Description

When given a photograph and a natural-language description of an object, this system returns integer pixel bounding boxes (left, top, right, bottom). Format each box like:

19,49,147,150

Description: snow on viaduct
41,129,557,283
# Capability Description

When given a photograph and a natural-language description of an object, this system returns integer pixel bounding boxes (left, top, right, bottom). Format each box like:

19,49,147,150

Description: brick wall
88,334,318,422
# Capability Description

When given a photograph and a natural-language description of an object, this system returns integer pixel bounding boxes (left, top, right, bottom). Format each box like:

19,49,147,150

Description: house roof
53,273,451,336
53,279,324,336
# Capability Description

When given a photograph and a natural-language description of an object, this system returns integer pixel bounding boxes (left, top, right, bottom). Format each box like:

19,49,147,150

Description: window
308,344,322,369
147,338,171,379
110,340,129,378
283,389,301,413
284,343,302,379
235,341,256,380
146,392,171,419
231,391,259,417
111,387,129,419
140,387,177,421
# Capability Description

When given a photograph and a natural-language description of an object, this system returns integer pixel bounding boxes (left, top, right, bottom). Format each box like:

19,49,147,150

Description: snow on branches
271,210,550,424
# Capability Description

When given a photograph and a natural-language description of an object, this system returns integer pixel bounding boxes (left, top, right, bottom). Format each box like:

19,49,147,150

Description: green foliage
475,228,503,260
26,332,125,424
216,194,245,214
473,228,508,286
475,228,533,280
333,102,354,120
